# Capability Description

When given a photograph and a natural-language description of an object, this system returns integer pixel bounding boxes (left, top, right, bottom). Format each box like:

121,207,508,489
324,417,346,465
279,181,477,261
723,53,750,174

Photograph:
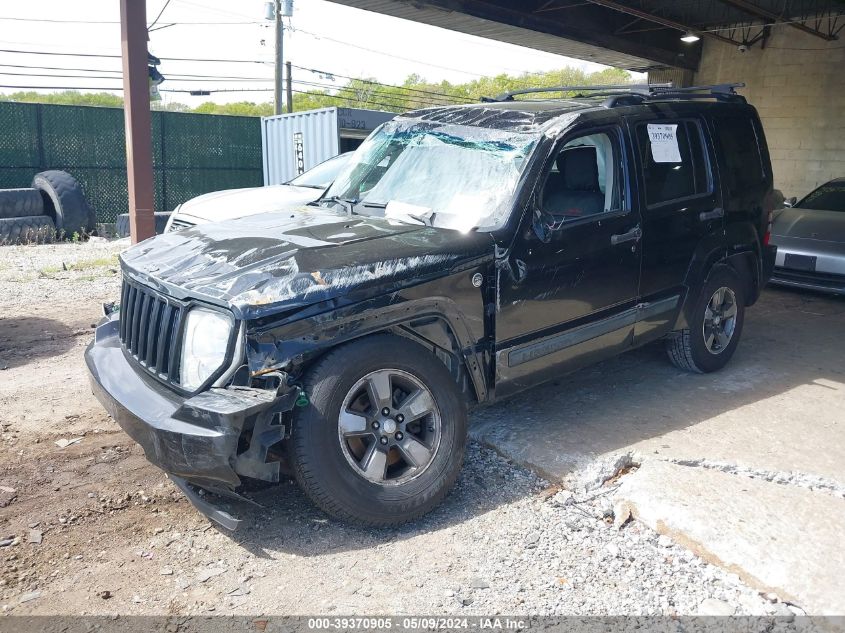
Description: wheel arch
247,297,490,406
676,222,761,329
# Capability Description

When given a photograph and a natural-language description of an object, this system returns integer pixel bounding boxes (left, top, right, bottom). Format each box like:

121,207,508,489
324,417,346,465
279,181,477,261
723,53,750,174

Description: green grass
39,254,119,275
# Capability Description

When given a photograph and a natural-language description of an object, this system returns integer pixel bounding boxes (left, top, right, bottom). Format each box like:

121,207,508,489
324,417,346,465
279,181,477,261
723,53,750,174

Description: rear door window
635,120,710,207
715,117,765,194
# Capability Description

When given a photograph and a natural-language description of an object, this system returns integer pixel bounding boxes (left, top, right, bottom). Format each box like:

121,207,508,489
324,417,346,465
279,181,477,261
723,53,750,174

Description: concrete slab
615,460,845,615
468,288,845,613
471,289,845,485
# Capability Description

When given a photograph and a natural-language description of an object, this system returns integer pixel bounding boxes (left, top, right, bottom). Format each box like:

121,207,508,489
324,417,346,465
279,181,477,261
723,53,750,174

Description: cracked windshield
320,120,538,232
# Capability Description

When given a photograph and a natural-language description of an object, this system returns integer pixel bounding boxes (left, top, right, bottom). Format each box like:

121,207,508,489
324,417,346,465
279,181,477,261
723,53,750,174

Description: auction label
646,123,682,163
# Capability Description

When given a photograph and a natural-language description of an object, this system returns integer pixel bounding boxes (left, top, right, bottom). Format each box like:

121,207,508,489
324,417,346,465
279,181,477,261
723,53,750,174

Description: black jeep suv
86,84,777,529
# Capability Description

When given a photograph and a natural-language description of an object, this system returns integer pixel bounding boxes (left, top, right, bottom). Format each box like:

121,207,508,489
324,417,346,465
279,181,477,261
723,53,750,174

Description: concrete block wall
692,26,845,199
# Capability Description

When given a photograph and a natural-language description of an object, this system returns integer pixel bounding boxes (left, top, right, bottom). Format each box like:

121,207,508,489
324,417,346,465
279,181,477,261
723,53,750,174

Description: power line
162,87,274,93
148,0,173,30
0,63,274,80
292,79,456,108
0,48,271,64
0,70,273,82
0,63,123,74
0,49,471,103
290,64,464,103
0,84,123,91
289,88,401,112
290,27,487,78
171,0,258,21
0,71,121,80
0,16,260,25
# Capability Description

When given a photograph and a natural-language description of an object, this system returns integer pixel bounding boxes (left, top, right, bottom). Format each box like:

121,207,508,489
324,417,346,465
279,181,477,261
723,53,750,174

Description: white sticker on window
647,123,682,163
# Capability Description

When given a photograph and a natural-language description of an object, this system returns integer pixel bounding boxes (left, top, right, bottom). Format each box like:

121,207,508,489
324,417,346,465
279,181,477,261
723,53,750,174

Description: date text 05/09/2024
306,617,528,630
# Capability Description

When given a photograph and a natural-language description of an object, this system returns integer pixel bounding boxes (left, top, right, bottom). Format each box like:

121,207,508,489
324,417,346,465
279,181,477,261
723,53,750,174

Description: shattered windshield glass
321,120,538,232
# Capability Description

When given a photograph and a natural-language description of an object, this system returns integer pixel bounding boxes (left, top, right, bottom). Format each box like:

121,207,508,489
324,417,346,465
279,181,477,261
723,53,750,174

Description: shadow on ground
217,440,541,559
465,287,845,481
0,316,79,370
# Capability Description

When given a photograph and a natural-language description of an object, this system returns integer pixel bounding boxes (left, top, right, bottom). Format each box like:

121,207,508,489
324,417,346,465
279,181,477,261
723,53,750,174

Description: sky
0,0,639,108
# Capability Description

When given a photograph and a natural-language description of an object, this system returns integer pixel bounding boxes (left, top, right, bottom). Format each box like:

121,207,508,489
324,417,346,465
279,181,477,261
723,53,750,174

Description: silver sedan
770,178,845,296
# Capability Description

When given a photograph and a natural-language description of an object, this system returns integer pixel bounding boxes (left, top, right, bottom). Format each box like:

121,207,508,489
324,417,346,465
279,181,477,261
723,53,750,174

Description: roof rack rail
481,84,670,103
482,82,747,105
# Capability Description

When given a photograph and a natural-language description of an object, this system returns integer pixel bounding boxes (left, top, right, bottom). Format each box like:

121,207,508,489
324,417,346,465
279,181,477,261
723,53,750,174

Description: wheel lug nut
381,407,390,416
395,432,404,441
396,414,405,423
379,437,388,445
372,421,380,429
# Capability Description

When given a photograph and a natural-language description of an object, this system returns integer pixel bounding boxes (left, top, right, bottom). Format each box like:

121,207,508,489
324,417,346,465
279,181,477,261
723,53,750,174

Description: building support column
120,0,155,243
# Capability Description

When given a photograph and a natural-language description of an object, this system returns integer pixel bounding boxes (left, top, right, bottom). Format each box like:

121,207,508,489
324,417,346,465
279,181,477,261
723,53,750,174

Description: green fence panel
0,102,39,170
0,102,263,223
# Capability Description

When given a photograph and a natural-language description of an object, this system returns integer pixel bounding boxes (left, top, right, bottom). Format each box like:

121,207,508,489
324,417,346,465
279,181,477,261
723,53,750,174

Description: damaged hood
120,207,494,319
175,184,325,224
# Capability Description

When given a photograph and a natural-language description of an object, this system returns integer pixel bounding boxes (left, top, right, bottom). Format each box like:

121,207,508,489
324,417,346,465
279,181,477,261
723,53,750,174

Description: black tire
666,264,746,373
0,189,44,219
115,212,171,238
31,170,95,236
0,216,56,245
289,334,468,526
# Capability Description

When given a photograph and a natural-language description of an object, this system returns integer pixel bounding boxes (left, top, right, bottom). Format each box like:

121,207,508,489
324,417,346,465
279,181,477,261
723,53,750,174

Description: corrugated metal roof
326,0,844,70
325,0,656,71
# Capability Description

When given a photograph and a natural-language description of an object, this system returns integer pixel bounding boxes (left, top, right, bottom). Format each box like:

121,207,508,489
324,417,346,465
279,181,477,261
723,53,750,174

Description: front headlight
180,308,234,391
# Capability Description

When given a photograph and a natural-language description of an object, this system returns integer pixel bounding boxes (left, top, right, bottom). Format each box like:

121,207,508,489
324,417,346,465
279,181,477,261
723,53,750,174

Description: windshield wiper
364,201,436,227
320,195,359,215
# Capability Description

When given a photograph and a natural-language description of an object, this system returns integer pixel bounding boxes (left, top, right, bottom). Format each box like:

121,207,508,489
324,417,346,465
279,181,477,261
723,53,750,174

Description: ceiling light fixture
680,31,701,43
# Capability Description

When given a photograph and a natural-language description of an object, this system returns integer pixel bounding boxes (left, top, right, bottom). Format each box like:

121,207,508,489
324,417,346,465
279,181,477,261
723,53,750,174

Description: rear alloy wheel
702,287,738,354
289,335,467,526
666,264,746,373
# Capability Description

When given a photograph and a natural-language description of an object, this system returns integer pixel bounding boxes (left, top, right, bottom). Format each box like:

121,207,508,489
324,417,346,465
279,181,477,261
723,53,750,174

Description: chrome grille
169,217,196,231
118,280,183,382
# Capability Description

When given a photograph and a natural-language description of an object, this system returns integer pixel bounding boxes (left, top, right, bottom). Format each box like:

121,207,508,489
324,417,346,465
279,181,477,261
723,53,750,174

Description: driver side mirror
783,196,797,208
530,205,560,243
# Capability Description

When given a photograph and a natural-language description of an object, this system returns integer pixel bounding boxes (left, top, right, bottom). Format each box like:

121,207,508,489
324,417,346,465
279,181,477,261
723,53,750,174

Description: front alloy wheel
338,369,442,485
289,334,467,526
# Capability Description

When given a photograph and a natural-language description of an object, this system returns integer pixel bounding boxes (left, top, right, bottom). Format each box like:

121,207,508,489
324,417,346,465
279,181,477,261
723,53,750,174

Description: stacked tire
0,171,96,245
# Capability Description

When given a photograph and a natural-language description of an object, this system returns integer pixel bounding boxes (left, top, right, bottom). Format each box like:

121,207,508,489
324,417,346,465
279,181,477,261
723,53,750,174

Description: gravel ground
0,238,126,310
0,239,799,618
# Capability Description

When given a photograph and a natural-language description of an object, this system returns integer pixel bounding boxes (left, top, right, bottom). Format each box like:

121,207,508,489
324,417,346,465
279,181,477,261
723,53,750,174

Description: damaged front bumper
84,313,298,530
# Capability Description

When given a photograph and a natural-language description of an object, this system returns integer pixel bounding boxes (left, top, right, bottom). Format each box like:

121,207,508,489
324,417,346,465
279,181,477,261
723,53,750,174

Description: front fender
245,265,492,403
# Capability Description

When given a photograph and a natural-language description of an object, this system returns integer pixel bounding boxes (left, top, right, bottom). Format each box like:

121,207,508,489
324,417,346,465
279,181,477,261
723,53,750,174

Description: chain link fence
0,101,263,223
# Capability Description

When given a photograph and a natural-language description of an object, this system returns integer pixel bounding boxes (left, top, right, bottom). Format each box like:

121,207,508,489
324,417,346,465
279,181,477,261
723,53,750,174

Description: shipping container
261,106,395,185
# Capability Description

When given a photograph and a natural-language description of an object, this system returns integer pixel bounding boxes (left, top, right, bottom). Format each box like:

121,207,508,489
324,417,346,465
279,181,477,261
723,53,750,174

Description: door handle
699,207,725,222
610,226,642,245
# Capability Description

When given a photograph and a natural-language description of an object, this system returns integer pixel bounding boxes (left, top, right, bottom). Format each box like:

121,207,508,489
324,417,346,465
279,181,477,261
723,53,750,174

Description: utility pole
119,0,155,243
286,61,293,113
274,0,284,115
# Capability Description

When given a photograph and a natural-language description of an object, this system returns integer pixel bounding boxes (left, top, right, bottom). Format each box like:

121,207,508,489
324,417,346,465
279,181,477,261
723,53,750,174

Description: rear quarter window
715,117,765,194
635,120,710,207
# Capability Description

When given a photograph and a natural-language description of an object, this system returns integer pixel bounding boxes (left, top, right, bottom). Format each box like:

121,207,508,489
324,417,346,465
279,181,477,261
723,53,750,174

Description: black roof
401,99,604,134
406,98,748,134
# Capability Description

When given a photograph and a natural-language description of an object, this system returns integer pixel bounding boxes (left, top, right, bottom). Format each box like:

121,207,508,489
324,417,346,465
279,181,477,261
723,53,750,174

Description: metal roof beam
584,0,742,45
716,0,837,40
